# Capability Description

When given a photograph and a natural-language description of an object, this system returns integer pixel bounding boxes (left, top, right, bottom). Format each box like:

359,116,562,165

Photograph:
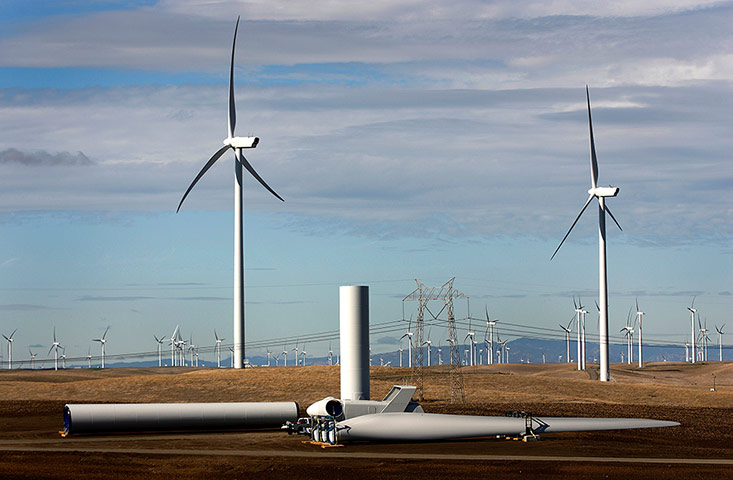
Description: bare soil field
0,361,731,479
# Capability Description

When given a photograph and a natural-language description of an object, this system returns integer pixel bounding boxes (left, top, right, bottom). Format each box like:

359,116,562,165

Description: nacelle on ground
224,136,259,149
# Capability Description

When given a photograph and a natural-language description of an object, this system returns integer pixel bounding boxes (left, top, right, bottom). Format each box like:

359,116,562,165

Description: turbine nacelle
588,186,619,198
224,136,259,149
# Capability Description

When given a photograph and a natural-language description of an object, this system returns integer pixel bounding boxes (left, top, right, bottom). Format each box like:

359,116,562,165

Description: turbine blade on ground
228,16,240,138
551,194,594,260
177,145,231,212
586,86,598,189
239,152,284,202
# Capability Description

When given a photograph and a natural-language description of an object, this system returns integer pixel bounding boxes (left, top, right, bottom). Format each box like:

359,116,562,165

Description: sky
0,0,731,365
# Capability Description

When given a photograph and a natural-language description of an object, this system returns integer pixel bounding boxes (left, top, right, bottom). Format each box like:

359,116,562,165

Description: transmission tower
403,277,468,403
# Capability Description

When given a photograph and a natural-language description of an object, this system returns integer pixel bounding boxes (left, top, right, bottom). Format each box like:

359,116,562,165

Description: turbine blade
102,326,109,340
239,152,285,202
228,16,240,138
10,329,17,339
605,204,623,231
176,145,231,212
551,194,594,260
587,86,598,190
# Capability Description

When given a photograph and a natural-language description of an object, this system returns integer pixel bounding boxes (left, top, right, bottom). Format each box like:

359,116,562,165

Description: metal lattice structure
403,277,468,403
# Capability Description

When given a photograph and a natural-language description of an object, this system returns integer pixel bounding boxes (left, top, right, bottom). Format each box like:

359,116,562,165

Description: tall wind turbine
715,324,725,362
281,345,288,367
635,299,645,368
176,17,284,370
93,326,110,369
2,329,16,369
551,87,622,382
687,297,697,363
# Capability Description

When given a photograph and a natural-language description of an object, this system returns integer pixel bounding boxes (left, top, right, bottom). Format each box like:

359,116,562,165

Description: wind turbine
464,319,475,367
715,324,725,362
292,343,299,367
635,299,645,368
281,346,288,367
2,329,16,369
176,17,284,370
49,327,61,371
400,318,413,368
93,326,110,369
423,329,432,367
698,317,709,362
154,334,165,367
214,330,225,368
551,87,622,382
169,325,179,367
300,345,307,367
60,347,67,369
559,319,573,364
327,343,334,366
266,348,272,367
485,307,497,365
28,348,37,370
573,298,583,370
687,297,697,363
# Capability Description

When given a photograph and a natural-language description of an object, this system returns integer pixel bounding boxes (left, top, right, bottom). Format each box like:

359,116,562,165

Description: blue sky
0,0,731,365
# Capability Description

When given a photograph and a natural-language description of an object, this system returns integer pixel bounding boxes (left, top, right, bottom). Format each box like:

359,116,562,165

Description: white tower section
340,286,370,401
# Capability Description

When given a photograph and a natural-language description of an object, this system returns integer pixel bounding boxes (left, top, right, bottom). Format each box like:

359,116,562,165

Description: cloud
720,291,732,296
0,304,58,311
376,335,400,345
0,148,93,166
1,257,19,267
77,295,154,301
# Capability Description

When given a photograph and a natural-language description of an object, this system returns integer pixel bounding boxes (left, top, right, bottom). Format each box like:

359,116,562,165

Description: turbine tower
2,329,16,369
169,325,179,367
176,17,284,369
93,326,110,369
551,87,622,382
687,297,697,363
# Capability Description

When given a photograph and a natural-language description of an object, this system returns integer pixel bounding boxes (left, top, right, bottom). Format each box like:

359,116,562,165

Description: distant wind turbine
93,326,110,369
635,299,645,368
400,317,414,368
464,319,475,367
715,324,725,362
485,307,498,365
176,17,284,370
560,319,573,364
49,327,61,371
551,87,622,382
2,329,16,369
215,330,225,368
169,325,179,367
28,348,37,370
281,345,288,367
687,297,697,364
154,334,165,367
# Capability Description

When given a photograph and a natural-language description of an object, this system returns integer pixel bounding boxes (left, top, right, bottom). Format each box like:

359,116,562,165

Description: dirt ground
0,361,731,479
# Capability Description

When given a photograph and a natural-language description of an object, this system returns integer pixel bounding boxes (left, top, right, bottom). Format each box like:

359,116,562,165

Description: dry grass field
0,361,731,479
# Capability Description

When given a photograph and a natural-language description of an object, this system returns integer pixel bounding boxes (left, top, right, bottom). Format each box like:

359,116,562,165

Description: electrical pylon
403,277,467,403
